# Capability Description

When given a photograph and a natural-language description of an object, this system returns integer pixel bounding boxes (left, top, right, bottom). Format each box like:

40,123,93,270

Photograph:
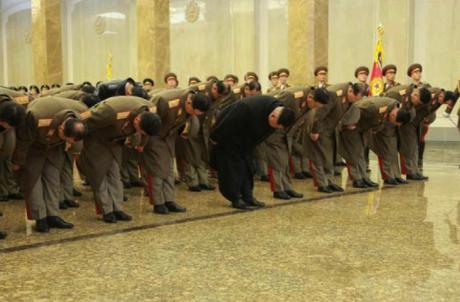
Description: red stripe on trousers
308,160,319,187
377,156,387,180
268,165,275,192
400,154,407,175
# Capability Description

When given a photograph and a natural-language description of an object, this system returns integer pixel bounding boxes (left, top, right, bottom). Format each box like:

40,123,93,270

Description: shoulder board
14,96,29,105
80,110,92,120
378,106,388,114
233,87,241,94
198,84,206,91
38,118,52,128
168,98,180,108
149,106,157,113
399,89,406,96
116,111,130,120
294,91,304,99
336,89,343,97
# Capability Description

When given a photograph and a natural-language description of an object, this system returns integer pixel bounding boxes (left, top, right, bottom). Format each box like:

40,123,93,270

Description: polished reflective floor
1,142,460,301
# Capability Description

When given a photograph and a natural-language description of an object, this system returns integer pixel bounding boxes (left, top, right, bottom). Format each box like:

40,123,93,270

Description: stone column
137,0,170,86
287,0,328,85
31,0,63,85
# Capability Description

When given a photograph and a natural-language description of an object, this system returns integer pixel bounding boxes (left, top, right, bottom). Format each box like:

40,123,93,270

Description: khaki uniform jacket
77,96,152,188
142,89,191,178
13,97,87,196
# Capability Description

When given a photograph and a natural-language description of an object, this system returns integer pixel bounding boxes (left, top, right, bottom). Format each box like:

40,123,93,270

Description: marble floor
1,141,460,301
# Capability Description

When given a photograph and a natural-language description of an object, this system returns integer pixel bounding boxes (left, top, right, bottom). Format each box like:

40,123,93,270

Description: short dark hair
51,83,61,88
419,87,431,104
131,86,149,99
82,81,93,87
248,81,262,92
0,99,26,127
164,72,178,83
351,82,365,96
216,80,228,95
18,86,28,92
81,94,100,107
40,84,50,91
396,111,411,125
143,78,154,86
444,90,459,104
29,85,39,94
313,88,330,104
191,92,211,112
278,107,296,127
139,112,161,136
63,118,88,141
81,85,96,94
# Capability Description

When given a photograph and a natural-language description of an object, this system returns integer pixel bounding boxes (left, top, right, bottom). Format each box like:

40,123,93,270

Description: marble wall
329,0,460,90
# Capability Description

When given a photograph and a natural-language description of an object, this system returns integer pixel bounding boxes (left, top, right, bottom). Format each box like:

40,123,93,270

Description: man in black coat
210,95,296,210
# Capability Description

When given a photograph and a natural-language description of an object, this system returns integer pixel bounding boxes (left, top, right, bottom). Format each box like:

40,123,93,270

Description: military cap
206,75,219,82
278,68,290,77
188,77,201,85
268,71,279,80
314,66,328,76
382,64,397,76
407,63,423,77
164,72,178,83
224,74,239,83
244,72,259,82
354,66,369,78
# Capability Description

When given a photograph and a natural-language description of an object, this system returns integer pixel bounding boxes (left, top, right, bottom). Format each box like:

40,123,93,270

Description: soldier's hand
135,146,144,152
210,139,217,145
310,133,319,142
346,125,356,130
12,164,21,171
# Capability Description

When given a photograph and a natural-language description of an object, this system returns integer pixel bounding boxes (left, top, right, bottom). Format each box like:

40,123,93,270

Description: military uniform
265,87,310,198
141,89,192,209
12,97,87,221
78,96,152,217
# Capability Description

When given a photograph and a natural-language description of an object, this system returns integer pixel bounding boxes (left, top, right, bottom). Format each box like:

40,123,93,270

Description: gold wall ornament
94,16,106,35
185,0,200,23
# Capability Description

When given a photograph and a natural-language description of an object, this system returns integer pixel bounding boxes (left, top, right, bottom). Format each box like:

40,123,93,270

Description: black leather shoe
384,178,398,185
0,195,9,202
302,171,313,178
8,192,23,200
130,180,145,187
245,198,265,208
366,168,371,173
353,179,367,188
407,174,427,181
153,204,169,215
64,200,80,208
47,216,74,229
260,175,269,182
123,182,132,189
103,212,117,223
285,190,303,198
114,211,132,221
72,188,82,197
35,218,49,233
318,186,333,193
294,172,306,180
188,186,202,192
0,231,6,240
231,199,251,210
328,183,344,192
363,178,378,188
123,195,128,202
273,191,291,200
416,173,429,180
199,183,215,191
59,201,68,210
395,177,409,184
165,201,186,212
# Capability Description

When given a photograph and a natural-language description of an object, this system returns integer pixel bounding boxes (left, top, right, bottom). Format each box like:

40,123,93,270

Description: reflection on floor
1,141,460,301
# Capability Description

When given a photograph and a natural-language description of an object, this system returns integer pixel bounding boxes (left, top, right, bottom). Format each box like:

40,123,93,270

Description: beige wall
329,0,460,90
0,9,3,85
61,0,137,84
